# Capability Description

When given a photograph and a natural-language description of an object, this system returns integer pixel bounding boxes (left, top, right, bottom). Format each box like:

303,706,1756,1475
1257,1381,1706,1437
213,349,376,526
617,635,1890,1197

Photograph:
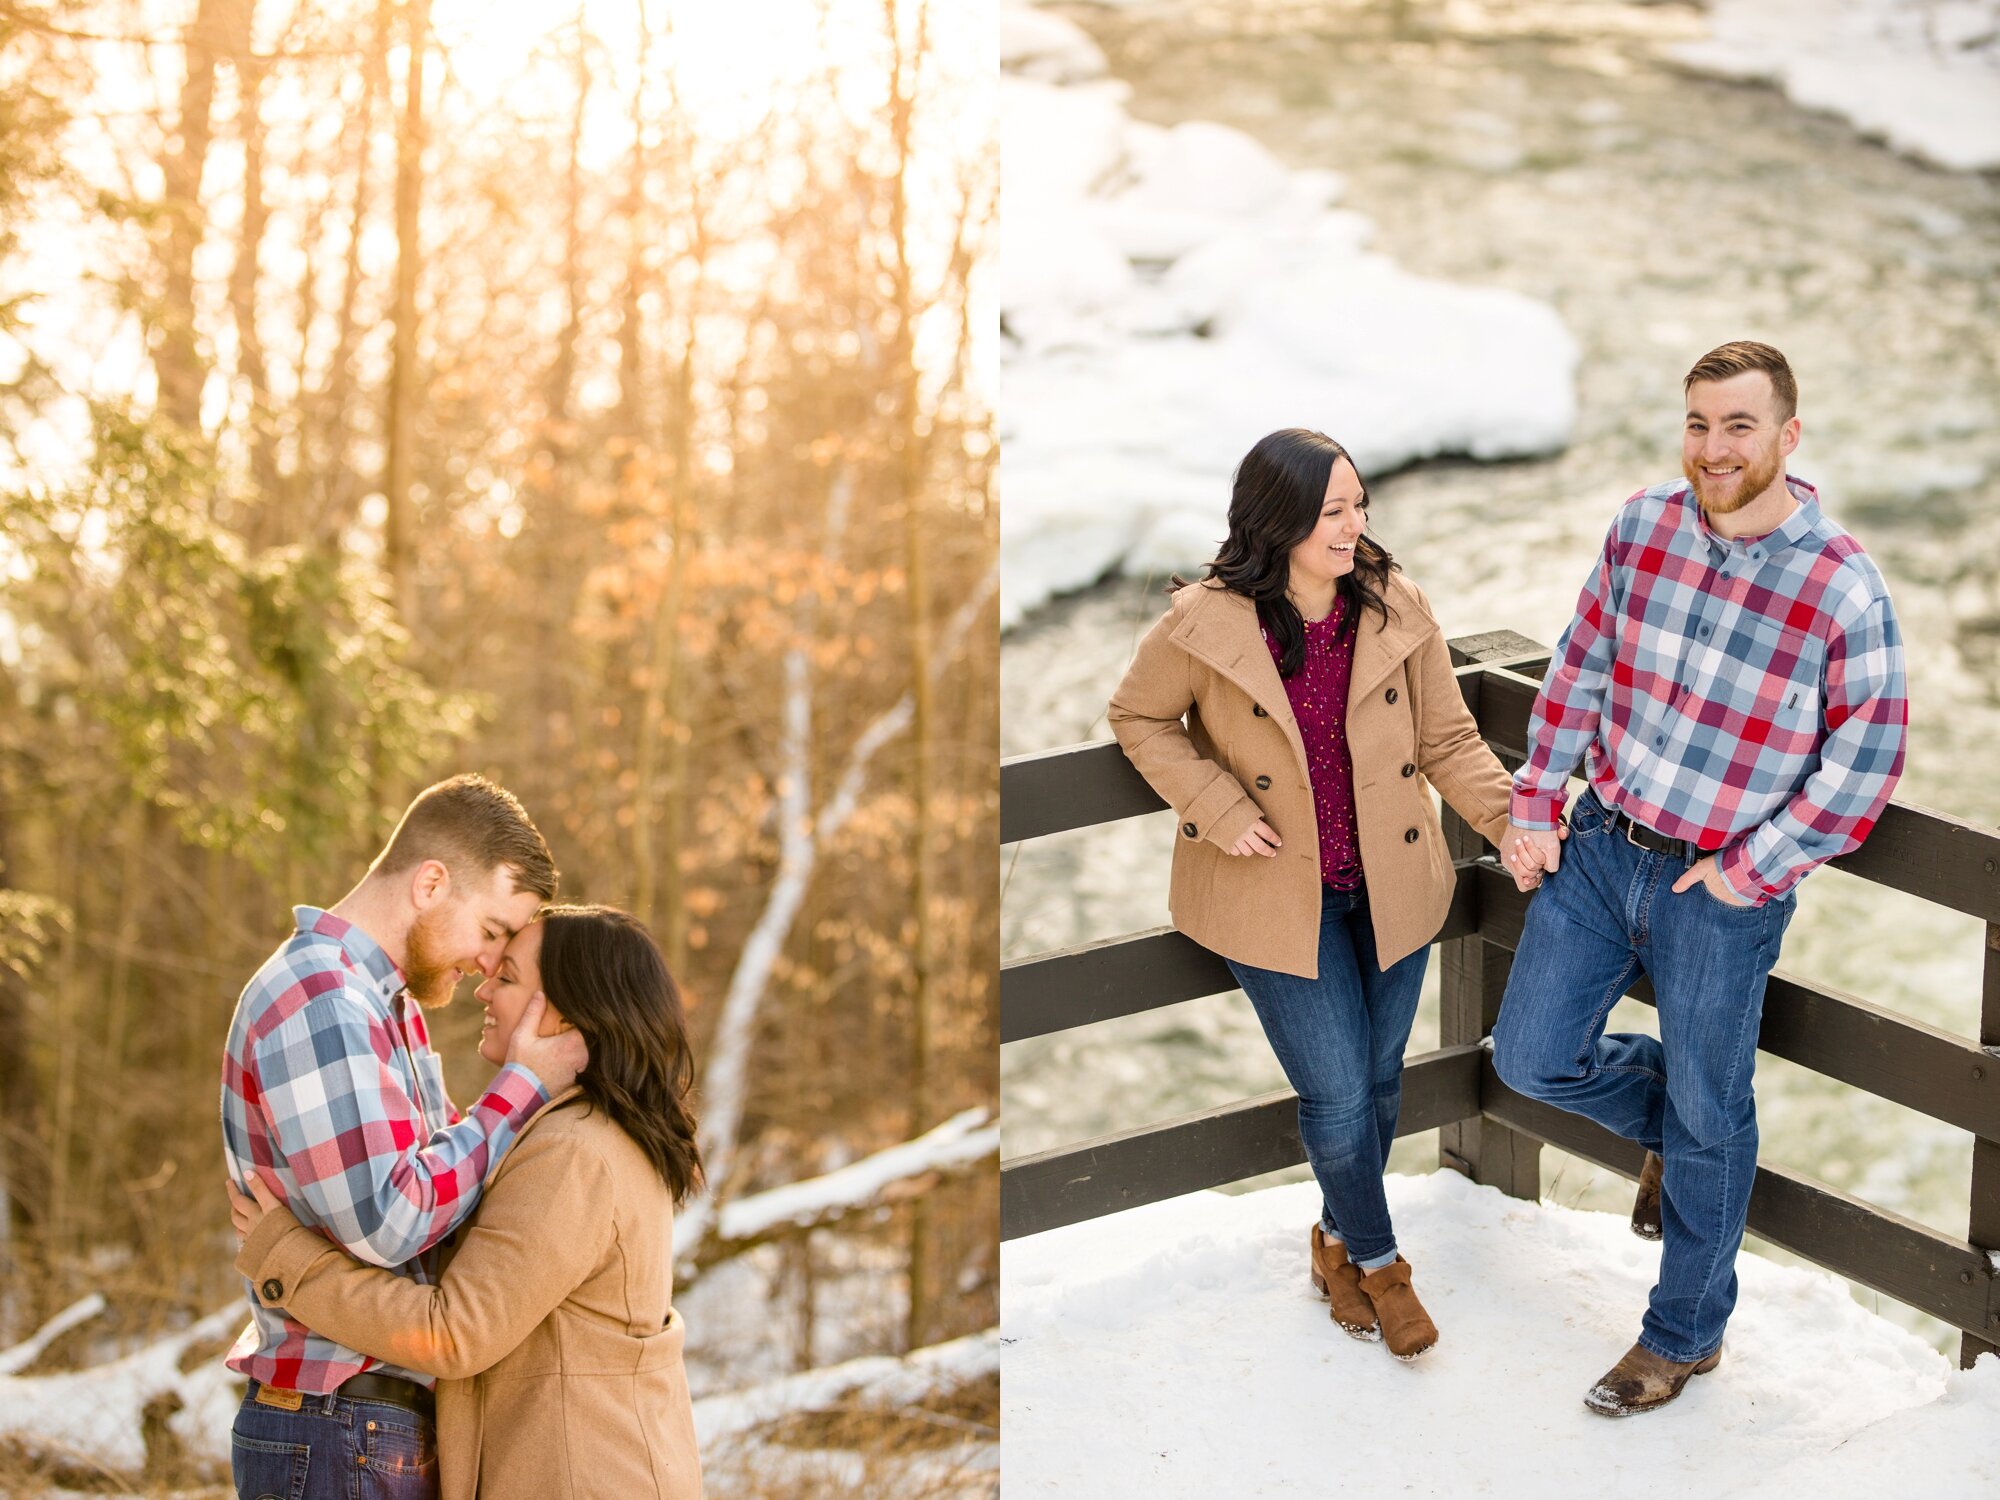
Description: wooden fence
1000,631,2000,1369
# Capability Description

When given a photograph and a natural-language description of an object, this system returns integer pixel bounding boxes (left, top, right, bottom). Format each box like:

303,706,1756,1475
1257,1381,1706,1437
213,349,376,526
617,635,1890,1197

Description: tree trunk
227,49,281,527
548,16,589,429
384,0,431,630
153,0,255,436
613,3,652,441
883,0,940,1352
312,0,390,545
0,795,51,1305
633,339,694,955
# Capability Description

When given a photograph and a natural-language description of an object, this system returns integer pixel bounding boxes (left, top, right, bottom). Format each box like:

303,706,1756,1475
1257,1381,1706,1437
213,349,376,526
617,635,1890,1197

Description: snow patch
1669,0,2000,172
1001,7,1108,83
695,1329,1000,1448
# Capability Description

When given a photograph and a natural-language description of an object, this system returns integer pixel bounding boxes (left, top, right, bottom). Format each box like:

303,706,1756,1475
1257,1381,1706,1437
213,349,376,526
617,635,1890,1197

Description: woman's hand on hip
1226,819,1283,857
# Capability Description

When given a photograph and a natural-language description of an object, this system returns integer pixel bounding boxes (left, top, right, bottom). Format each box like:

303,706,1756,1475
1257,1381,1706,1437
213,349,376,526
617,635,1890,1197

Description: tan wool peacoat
1108,572,1513,979
238,1089,700,1500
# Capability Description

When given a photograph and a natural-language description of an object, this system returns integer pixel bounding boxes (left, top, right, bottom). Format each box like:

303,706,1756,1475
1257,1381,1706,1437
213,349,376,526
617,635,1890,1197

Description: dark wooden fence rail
1001,633,2000,1369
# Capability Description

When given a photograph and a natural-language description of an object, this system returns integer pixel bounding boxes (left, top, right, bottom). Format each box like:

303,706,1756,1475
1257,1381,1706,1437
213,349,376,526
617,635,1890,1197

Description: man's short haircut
372,774,558,899
1685,340,1797,423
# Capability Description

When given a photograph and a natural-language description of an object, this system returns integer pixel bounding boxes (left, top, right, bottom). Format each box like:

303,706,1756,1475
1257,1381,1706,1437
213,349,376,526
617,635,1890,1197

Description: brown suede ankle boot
1630,1151,1664,1241
1308,1227,1380,1341
1356,1256,1438,1360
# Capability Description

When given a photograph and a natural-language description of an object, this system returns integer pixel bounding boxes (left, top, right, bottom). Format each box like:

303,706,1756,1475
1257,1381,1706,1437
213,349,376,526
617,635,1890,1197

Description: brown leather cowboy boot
1308,1226,1380,1341
1583,1341,1722,1416
1631,1151,1664,1241
1356,1256,1438,1360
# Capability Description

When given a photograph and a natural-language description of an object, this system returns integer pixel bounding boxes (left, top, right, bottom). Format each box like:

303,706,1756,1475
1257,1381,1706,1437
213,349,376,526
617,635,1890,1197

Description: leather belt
252,1373,435,1422
340,1372,436,1421
1600,803,1719,861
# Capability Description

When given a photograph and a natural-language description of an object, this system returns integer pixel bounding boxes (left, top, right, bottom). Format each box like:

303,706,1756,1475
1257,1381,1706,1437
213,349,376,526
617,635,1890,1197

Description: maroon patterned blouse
1263,599,1364,891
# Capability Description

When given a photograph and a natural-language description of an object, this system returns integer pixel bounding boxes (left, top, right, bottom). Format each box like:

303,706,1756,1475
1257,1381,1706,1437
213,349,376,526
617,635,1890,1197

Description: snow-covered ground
999,2,1578,627
1669,0,2000,172
1003,1172,2000,1497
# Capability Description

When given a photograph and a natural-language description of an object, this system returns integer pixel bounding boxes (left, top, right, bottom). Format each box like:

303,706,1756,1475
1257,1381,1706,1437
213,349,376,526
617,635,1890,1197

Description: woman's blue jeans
1491,787,1795,1365
1224,883,1429,1266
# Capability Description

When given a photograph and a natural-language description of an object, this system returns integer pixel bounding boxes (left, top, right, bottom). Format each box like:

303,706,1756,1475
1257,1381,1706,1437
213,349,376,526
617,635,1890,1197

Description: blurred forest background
0,0,996,1492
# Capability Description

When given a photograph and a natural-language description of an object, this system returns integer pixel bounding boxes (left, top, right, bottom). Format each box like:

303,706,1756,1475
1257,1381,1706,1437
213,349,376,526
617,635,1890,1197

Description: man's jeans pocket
1689,879,1760,913
357,1403,439,1498
232,1431,309,1500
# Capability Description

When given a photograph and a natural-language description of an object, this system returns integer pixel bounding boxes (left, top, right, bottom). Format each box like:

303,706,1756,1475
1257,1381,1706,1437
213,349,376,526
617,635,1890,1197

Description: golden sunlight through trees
0,0,996,1491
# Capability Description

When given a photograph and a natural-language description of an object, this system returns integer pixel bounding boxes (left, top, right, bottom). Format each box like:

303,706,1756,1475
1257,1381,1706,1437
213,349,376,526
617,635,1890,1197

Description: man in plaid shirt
1491,342,1907,1416
221,774,588,1498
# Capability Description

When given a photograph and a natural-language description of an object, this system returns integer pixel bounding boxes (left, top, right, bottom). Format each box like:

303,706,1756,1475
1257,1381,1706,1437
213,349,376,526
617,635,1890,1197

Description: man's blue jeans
1225,883,1430,1266
232,1381,438,1500
1492,788,1795,1364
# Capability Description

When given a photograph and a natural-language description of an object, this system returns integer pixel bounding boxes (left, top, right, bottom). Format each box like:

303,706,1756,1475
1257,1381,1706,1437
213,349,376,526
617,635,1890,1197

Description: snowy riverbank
1003,1172,2000,1498
1669,0,2000,172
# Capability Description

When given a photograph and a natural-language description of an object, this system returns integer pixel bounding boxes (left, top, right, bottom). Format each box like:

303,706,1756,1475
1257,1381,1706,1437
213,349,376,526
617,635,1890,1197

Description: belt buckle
1622,815,1649,851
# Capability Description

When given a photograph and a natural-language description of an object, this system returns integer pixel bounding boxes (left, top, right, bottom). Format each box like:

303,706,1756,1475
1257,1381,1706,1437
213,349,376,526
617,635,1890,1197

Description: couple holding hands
220,775,702,1498
1109,341,1908,1415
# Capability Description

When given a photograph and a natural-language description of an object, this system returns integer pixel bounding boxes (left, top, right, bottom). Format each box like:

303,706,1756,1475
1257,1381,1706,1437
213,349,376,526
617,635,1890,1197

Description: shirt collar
292,905,407,1006
1685,473,1821,563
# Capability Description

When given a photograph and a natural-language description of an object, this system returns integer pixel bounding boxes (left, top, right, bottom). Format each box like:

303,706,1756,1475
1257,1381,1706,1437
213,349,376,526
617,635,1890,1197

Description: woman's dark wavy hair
1171,428,1397,677
537,904,703,1206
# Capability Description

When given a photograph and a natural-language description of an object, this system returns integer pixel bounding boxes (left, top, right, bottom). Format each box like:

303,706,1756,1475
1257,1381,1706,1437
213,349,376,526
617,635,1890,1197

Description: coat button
261,1279,283,1301
1385,688,1399,704
1404,828,1419,844
1253,704,1268,717
1183,822,1199,839
1401,763,1416,778
1254,775,1271,790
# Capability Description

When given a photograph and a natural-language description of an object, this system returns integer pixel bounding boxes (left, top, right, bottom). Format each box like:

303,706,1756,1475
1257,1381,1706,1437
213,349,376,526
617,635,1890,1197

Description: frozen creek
1002,0,2000,1351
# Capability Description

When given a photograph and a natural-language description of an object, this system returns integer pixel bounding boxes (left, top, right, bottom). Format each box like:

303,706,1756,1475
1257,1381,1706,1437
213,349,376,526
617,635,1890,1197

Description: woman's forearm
239,1131,609,1380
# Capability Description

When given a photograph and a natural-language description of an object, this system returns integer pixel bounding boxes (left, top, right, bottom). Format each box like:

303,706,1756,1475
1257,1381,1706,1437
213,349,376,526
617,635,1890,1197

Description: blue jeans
1492,788,1794,1364
232,1381,439,1500
1225,883,1430,1266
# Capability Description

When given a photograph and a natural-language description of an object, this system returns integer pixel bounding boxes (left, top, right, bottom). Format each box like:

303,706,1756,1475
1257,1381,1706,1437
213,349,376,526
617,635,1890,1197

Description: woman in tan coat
231,906,703,1500
1109,428,1543,1360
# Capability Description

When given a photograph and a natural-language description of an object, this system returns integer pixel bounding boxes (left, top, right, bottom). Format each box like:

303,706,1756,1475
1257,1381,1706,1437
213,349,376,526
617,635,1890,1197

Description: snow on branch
681,1107,998,1283
0,1304,242,1472
0,1294,108,1377
693,1327,999,1449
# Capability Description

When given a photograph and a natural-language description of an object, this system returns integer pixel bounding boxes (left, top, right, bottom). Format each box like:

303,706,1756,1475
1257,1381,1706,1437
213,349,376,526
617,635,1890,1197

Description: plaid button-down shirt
220,906,548,1391
1510,476,1907,904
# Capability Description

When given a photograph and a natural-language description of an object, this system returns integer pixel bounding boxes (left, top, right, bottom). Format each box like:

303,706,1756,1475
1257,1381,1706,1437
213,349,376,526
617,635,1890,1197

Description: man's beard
403,906,461,1009
1684,441,1783,516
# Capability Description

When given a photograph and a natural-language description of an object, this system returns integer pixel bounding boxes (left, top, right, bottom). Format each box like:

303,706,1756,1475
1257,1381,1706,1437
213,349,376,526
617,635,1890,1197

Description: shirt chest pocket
1756,627,1824,728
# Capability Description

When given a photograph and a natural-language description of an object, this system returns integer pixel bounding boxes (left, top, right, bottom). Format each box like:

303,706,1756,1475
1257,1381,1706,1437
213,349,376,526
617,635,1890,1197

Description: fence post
1437,632,1546,1202
1964,918,2000,1370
